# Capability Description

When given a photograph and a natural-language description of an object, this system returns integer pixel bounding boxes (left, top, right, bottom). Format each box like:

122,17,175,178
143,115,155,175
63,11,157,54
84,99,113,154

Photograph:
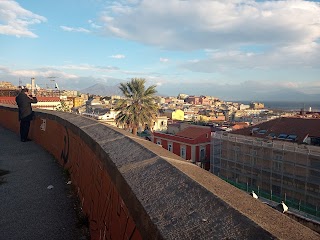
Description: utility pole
47,76,60,97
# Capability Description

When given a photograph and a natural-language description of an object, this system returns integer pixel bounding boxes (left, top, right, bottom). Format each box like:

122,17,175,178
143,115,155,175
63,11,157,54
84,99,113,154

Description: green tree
115,78,158,135
56,100,70,112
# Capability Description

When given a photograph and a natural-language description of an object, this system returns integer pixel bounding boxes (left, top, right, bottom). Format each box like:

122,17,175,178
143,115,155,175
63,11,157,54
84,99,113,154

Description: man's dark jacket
15,92,38,120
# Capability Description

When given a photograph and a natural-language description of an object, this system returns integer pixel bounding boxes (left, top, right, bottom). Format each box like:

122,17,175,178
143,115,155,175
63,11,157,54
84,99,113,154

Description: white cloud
181,41,320,73
0,0,46,38
88,19,102,29
56,63,154,77
160,57,169,62
11,68,78,79
60,64,119,72
60,26,90,33
0,65,10,74
97,0,320,51
110,54,126,59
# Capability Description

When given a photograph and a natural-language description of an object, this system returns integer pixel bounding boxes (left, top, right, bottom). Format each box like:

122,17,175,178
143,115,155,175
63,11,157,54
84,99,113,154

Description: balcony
0,105,319,239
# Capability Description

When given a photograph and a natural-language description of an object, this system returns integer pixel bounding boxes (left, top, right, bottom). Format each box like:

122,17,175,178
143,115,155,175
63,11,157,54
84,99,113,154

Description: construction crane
18,78,22,88
47,76,59,89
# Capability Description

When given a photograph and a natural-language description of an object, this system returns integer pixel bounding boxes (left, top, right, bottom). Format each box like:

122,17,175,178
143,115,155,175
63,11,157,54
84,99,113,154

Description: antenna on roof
47,76,59,84
47,76,60,89
300,102,306,116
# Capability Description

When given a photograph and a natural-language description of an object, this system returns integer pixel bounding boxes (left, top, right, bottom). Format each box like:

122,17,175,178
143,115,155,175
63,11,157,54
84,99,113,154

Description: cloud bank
98,0,320,51
0,1,46,37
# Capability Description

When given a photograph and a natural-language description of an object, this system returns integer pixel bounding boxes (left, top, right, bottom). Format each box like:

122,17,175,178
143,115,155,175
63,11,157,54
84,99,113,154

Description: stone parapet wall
0,105,319,240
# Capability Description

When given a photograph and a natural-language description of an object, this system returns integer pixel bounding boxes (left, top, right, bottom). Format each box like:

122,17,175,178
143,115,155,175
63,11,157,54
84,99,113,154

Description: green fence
221,177,319,219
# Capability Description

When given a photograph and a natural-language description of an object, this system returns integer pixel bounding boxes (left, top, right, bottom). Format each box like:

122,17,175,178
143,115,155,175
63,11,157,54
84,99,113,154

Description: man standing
15,87,38,142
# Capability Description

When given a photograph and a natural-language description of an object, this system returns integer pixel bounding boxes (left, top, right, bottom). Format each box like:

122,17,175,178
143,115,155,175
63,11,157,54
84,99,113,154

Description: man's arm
26,94,38,103
31,96,38,104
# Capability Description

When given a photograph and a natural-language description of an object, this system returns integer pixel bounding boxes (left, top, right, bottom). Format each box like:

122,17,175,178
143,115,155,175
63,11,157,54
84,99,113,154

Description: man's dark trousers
20,113,33,141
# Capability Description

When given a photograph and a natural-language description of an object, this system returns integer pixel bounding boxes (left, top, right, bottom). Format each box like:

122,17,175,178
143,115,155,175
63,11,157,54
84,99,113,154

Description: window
273,154,283,171
156,139,161,145
234,146,240,151
268,133,277,138
251,149,257,155
200,147,206,160
274,154,283,161
252,127,259,133
273,161,282,171
277,134,288,140
310,157,320,170
286,134,297,141
180,146,186,159
251,149,257,165
234,146,240,161
258,130,267,134
168,143,173,152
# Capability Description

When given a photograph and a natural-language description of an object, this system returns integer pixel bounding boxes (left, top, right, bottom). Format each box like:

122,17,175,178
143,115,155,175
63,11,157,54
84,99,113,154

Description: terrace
0,104,319,239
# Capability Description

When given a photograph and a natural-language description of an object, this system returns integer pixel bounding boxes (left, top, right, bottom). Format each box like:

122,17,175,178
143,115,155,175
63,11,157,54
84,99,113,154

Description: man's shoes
21,138,32,142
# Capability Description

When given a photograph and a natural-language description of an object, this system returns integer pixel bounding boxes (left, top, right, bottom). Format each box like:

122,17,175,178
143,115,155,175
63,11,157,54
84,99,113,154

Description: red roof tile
0,96,60,104
233,117,320,144
36,97,60,102
175,126,211,139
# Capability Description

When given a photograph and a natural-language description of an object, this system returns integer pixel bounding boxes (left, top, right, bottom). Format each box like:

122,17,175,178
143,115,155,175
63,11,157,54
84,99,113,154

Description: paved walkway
0,126,85,240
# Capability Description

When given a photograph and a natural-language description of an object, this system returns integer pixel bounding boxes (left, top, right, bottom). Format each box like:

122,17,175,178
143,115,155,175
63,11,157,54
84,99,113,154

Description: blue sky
1,0,320,101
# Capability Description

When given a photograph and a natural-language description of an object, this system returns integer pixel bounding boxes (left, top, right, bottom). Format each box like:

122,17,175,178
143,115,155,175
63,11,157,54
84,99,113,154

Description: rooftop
233,117,320,144
175,126,211,139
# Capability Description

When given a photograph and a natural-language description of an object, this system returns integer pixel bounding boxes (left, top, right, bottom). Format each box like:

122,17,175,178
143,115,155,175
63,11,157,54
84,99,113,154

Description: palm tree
115,78,159,135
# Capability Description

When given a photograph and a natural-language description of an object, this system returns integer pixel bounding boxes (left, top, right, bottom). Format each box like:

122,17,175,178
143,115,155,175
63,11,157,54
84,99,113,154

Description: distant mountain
252,89,320,102
80,83,320,102
81,82,169,98
80,83,122,96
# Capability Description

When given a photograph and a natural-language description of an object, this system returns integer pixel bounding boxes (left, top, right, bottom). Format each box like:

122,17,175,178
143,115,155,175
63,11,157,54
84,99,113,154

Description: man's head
21,87,29,93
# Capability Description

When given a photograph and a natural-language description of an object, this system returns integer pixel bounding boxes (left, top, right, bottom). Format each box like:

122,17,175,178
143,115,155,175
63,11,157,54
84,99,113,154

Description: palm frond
115,78,159,134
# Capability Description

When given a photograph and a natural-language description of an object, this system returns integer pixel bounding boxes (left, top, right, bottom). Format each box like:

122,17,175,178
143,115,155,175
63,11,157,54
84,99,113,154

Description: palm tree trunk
132,127,138,135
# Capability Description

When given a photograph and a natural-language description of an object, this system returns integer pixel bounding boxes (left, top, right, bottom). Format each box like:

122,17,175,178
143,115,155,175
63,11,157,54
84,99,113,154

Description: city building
250,102,265,109
0,95,62,110
238,104,250,110
153,124,212,169
199,96,211,105
177,93,189,100
185,96,200,105
162,109,184,121
152,116,168,132
211,117,320,212
0,81,16,89
72,96,86,108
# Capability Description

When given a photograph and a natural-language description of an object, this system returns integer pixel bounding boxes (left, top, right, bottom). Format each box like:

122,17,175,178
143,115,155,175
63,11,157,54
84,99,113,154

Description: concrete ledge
1,105,319,240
